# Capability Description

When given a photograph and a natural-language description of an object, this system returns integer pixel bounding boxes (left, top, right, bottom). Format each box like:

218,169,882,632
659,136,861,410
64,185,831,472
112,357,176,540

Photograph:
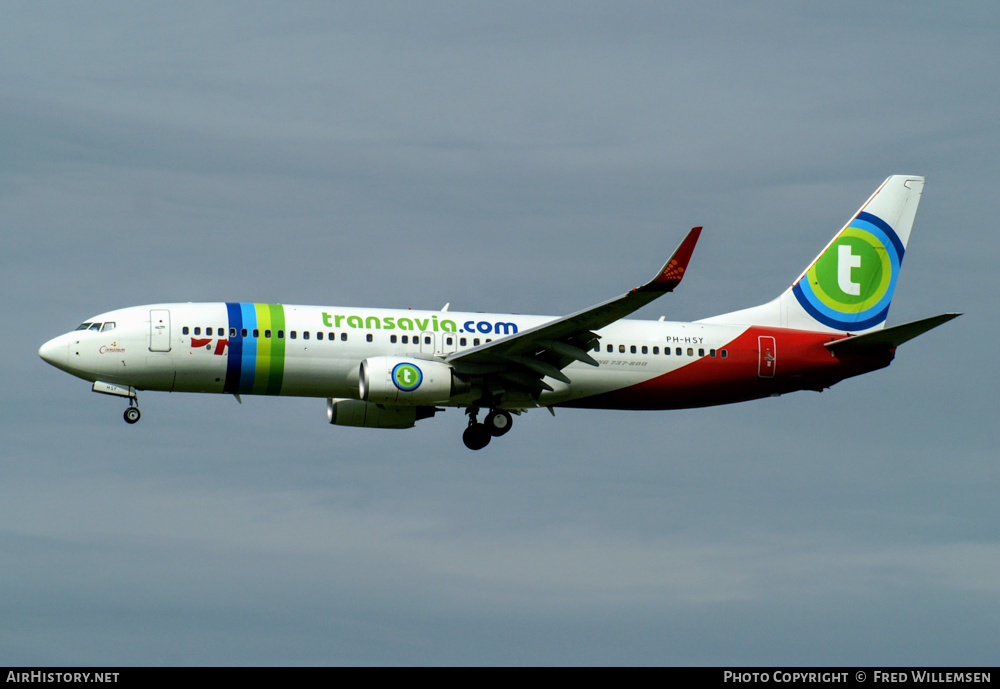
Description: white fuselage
39,299,888,419
40,302,771,409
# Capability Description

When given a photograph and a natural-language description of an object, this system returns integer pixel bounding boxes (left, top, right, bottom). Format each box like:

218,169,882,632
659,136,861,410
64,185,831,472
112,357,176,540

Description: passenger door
149,309,171,352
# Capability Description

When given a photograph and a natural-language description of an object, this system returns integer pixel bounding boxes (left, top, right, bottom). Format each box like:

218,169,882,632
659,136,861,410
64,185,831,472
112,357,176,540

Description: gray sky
2,1,997,665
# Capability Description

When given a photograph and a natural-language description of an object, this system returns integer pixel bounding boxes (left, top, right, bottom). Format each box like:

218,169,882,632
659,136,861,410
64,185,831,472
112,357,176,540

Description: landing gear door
149,309,171,352
758,335,776,378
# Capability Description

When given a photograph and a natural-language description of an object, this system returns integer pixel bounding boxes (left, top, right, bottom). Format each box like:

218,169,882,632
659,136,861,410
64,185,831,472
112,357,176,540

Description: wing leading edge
446,227,703,399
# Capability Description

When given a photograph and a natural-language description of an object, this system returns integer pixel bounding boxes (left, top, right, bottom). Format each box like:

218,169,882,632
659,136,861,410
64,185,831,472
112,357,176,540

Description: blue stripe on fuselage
239,303,257,393
224,302,243,394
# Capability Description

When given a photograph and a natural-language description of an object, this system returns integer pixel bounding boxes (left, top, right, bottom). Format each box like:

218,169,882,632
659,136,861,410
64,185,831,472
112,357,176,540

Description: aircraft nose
39,336,69,369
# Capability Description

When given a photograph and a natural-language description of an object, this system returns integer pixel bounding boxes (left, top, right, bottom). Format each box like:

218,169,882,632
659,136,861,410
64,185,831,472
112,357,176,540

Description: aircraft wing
445,227,702,395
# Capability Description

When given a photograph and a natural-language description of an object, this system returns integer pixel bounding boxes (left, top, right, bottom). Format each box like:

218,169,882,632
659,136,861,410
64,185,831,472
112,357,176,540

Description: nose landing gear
91,382,142,425
123,396,141,424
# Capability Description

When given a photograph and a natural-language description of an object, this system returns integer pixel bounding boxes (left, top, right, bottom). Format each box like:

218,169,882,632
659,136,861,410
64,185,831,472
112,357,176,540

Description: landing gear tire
485,409,513,437
123,407,141,424
463,423,491,450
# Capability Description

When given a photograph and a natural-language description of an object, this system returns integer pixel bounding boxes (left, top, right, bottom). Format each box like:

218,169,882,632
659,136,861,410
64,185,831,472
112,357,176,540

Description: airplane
39,175,958,450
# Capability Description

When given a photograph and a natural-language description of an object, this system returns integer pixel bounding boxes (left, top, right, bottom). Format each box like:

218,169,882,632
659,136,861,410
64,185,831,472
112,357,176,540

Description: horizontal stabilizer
824,313,961,355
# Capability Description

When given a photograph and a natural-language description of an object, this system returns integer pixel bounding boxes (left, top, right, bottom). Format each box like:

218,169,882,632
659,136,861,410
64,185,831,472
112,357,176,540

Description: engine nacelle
360,357,458,405
327,398,429,429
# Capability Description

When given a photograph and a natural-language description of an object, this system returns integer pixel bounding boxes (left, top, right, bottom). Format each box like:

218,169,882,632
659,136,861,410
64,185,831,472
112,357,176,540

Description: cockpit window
76,321,115,332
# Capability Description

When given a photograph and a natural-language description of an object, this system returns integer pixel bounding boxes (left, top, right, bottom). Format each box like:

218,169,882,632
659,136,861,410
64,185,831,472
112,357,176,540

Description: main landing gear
462,407,514,450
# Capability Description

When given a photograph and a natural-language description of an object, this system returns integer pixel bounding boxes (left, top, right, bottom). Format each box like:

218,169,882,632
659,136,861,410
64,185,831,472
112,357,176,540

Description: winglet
638,226,702,292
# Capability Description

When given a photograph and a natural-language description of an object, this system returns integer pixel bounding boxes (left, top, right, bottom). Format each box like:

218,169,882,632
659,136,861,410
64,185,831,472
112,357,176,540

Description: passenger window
277,330,284,339
241,329,248,338
316,331,322,340
630,345,637,354
230,328,237,338
675,347,682,356
183,327,190,335
265,330,272,338
218,328,224,336
303,331,310,340
401,335,408,344
698,348,705,356
290,331,297,339
619,344,625,353
653,346,659,354
366,334,373,343
474,338,480,346
710,349,716,357
194,327,201,335
391,335,397,343
101,322,116,332
687,348,694,356
721,350,728,359
606,344,613,353
446,337,454,346
341,333,347,341
253,329,259,338
460,338,467,346
641,346,648,354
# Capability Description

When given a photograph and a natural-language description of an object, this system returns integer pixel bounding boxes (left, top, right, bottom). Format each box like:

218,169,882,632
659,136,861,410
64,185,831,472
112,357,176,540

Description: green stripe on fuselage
265,303,285,395
252,304,273,395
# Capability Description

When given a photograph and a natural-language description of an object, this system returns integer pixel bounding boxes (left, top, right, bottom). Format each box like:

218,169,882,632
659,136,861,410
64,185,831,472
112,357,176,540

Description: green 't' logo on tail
792,212,904,330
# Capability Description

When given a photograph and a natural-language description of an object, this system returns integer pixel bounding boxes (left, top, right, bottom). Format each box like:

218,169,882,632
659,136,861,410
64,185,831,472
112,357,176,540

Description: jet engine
327,398,438,429
359,357,460,405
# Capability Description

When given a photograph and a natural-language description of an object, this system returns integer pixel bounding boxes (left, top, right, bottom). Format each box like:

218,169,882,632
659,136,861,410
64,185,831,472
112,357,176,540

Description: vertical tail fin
701,175,925,334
